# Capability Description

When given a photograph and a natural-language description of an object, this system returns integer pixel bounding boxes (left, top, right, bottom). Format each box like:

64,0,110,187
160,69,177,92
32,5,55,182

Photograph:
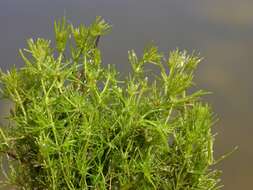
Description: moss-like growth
0,17,221,189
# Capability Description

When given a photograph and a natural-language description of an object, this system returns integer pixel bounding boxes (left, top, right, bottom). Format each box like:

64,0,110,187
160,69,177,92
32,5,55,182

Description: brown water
0,0,252,189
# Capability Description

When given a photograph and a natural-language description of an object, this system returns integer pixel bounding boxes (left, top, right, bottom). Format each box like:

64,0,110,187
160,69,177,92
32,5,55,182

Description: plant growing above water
0,17,222,189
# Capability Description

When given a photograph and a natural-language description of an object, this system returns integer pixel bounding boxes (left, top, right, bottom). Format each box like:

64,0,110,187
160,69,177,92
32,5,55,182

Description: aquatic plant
0,17,221,189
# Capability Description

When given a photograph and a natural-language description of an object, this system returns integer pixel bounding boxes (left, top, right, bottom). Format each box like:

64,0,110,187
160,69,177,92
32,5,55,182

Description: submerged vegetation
0,17,221,189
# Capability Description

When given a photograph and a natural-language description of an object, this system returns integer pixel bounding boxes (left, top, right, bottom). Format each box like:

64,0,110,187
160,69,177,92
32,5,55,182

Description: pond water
0,0,252,189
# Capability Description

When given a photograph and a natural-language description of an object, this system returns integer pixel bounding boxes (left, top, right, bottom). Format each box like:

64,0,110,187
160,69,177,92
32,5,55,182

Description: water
1,0,252,189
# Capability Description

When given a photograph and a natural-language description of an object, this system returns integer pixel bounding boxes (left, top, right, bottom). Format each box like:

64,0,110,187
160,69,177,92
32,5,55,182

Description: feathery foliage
0,17,221,189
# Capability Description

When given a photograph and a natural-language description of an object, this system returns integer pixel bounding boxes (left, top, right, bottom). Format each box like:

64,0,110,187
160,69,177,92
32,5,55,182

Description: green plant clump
0,17,221,189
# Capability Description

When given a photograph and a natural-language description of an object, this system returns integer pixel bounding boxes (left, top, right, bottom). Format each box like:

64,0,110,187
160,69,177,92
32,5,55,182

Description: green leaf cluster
0,17,221,189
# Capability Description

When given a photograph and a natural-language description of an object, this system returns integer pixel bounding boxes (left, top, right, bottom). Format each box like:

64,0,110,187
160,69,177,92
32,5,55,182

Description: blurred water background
0,0,252,189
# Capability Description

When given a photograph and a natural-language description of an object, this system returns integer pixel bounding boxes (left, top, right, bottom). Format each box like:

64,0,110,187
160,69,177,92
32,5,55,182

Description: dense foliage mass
0,17,221,189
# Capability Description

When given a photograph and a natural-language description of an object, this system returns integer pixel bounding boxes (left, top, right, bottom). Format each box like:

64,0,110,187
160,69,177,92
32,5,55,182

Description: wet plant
0,17,222,189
